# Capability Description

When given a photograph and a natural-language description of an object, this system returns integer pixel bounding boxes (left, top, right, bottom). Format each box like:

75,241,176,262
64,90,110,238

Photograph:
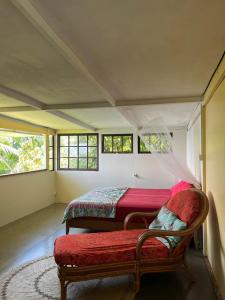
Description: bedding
116,188,171,221
63,187,128,222
170,180,193,197
64,187,171,223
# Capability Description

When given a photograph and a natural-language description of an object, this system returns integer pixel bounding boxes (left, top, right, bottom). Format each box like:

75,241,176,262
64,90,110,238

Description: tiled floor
0,204,218,300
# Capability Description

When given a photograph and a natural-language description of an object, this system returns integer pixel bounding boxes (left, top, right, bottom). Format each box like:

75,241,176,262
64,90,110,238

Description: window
49,135,54,171
0,131,46,176
58,134,98,170
102,134,133,153
138,133,173,153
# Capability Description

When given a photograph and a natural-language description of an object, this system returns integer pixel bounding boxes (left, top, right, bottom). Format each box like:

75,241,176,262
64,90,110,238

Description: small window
49,135,54,171
138,133,173,153
102,134,133,153
0,131,46,176
58,134,98,171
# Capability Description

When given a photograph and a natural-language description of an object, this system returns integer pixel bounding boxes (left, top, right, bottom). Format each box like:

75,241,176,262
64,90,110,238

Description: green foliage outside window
102,134,133,153
138,133,172,153
0,132,46,175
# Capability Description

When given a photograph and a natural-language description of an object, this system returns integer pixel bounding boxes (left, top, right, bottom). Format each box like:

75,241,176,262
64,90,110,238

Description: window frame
101,134,133,154
57,133,99,171
138,133,173,154
48,135,55,171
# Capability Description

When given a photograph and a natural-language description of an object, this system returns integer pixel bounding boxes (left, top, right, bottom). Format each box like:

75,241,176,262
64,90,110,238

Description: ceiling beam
0,95,202,113
0,85,97,130
45,101,111,110
0,106,37,113
0,114,56,135
116,96,202,107
0,85,44,109
0,101,111,112
49,111,96,131
10,0,115,107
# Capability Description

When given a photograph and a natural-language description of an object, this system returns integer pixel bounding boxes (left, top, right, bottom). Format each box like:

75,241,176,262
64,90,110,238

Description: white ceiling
31,0,225,99
0,0,224,130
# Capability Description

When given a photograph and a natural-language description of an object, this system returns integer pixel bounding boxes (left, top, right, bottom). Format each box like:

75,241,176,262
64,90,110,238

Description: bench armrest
136,228,193,259
124,211,159,230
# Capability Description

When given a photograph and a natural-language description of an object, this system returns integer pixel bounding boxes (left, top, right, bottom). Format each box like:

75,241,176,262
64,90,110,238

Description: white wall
186,104,202,183
0,170,55,227
56,128,187,203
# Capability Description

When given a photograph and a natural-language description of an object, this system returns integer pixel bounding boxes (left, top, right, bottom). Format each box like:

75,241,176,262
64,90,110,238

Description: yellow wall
204,58,225,298
0,171,55,227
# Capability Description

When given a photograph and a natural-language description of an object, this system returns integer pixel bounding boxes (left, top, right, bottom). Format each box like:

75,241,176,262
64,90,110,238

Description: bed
64,181,193,234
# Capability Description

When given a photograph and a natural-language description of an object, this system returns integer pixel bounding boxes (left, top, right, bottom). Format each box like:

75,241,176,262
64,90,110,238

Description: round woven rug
0,256,135,300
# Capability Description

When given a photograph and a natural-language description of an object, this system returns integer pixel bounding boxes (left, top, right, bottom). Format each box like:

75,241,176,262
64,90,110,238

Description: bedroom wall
186,104,202,183
204,57,225,299
0,170,55,227
56,128,187,203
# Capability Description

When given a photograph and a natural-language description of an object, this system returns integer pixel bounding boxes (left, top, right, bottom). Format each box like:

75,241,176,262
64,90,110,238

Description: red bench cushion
54,229,169,266
166,190,200,225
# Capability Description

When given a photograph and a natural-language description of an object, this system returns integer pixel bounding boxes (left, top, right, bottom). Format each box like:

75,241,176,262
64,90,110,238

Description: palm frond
0,142,18,157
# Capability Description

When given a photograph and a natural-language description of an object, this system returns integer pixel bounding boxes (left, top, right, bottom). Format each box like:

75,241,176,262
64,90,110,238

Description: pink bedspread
115,188,171,221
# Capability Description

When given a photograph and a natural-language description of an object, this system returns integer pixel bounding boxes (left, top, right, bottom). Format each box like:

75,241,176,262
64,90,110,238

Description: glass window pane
123,136,132,152
79,146,87,157
79,158,87,169
69,147,78,157
60,158,68,168
103,136,112,152
70,136,78,146
69,158,78,169
88,158,97,169
49,159,53,171
60,136,68,146
79,135,87,146
49,135,53,146
49,147,53,159
88,147,97,157
0,133,46,175
140,137,150,152
88,135,97,146
60,147,68,157
113,136,122,152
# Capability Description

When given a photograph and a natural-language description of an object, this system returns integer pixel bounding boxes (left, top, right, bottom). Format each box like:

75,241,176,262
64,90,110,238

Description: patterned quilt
63,187,128,222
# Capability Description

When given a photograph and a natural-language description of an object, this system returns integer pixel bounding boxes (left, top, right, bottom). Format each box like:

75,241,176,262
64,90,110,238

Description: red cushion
54,229,169,266
166,190,200,225
170,181,193,198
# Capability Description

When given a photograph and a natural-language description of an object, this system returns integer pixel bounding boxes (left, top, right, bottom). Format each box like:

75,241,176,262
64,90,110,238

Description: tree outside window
0,131,46,175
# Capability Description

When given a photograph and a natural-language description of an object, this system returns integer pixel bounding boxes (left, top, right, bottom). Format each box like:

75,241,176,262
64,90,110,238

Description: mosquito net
118,106,200,188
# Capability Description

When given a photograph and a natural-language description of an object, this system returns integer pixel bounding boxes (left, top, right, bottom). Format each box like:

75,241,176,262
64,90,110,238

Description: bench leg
66,221,69,235
60,279,67,300
133,271,140,293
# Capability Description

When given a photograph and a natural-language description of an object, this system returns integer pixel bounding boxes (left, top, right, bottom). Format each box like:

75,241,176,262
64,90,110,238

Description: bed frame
66,217,148,234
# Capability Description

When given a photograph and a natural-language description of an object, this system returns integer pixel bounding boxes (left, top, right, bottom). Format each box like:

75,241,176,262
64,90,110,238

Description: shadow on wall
207,191,225,296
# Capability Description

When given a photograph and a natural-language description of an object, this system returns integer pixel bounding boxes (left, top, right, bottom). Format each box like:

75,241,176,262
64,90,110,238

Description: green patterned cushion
149,206,187,248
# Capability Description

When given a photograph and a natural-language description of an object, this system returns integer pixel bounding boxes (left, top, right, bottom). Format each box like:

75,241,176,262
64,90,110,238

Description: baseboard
203,256,223,300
